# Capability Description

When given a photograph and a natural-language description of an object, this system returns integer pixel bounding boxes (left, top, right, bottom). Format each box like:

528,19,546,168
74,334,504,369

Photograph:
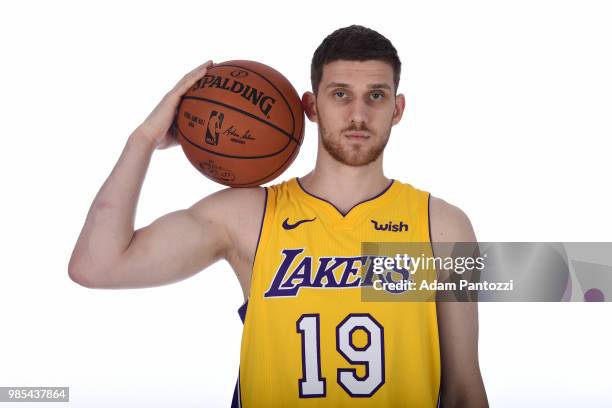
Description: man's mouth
344,132,370,139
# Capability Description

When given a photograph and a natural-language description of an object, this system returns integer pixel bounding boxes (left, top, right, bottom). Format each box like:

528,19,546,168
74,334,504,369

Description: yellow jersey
232,177,440,407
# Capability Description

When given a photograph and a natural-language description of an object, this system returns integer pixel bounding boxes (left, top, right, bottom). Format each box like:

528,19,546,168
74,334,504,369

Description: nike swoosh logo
282,217,317,230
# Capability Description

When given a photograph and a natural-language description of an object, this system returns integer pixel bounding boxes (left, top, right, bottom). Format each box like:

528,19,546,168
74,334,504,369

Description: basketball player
69,25,488,407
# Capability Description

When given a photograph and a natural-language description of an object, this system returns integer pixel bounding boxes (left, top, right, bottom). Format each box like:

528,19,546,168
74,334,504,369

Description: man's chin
331,150,381,167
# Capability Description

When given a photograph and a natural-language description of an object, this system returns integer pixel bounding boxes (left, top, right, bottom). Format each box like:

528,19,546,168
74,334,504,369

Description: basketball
174,60,304,187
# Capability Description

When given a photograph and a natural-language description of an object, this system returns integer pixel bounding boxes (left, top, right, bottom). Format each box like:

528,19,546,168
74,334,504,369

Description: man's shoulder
428,195,476,242
215,185,267,203
189,176,295,219
187,186,266,232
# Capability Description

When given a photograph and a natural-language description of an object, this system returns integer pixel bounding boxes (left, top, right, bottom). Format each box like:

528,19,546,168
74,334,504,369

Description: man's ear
302,91,318,123
392,93,406,126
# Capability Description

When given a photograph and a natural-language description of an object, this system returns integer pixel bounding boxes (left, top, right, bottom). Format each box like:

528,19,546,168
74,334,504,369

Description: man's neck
298,160,391,215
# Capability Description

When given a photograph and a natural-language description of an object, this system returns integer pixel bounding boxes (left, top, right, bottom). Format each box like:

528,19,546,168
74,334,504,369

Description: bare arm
67,60,236,289
430,196,489,408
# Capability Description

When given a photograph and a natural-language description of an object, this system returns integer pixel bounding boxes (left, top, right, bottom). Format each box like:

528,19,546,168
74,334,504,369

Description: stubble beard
319,120,392,167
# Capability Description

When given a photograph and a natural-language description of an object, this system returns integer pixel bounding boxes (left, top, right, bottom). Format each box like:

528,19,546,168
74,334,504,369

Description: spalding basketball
175,60,304,187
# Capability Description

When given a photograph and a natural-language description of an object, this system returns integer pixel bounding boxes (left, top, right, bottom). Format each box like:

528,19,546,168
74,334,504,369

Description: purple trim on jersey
251,187,268,271
234,302,248,406
231,373,239,408
295,177,395,218
233,302,248,407
427,193,433,245
236,187,264,325
235,186,264,326
231,368,242,408
237,300,248,324
429,192,442,408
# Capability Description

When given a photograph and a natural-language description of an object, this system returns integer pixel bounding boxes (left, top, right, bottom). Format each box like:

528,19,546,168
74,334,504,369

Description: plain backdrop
1,0,611,406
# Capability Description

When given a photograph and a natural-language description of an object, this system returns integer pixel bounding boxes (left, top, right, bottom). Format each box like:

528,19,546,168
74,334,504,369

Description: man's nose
348,99,369,125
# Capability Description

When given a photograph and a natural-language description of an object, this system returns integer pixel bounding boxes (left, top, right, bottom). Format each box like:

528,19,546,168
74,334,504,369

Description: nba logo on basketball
205,111,224,146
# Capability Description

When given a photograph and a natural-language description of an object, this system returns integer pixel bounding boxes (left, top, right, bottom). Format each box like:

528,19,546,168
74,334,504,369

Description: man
69,25,488,407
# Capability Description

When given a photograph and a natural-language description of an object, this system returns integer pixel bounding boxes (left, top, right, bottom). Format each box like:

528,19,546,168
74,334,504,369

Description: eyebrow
367,83,392,90
325,82,392,90
325,82,351,89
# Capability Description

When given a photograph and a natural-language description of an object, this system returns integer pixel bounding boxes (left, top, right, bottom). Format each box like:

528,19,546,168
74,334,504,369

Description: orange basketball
175,60,304,187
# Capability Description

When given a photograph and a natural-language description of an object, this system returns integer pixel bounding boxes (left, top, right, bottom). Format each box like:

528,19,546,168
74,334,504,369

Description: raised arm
68,60,239,289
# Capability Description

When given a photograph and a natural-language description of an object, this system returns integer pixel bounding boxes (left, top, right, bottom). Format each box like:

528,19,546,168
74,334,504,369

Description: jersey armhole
238,187,271,324
244,186,276,303
250,187,270,272
426,192,440,282
427,192,433,244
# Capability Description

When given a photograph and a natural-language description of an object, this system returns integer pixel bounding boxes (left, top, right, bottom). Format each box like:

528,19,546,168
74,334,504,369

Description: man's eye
335,91,346,98
370,92,384,100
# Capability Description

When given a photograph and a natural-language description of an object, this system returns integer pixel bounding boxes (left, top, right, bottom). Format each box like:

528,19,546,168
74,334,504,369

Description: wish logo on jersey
264,248,409,297
370,219,409,232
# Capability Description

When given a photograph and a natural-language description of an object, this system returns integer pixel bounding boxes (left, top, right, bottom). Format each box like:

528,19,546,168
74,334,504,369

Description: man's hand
137,60,214,149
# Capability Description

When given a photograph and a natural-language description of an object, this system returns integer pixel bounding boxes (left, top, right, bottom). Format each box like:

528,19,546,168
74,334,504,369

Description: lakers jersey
232,177,440,407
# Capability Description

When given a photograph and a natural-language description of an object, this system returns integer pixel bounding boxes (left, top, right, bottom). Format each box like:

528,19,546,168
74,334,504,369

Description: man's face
307,60,404,167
